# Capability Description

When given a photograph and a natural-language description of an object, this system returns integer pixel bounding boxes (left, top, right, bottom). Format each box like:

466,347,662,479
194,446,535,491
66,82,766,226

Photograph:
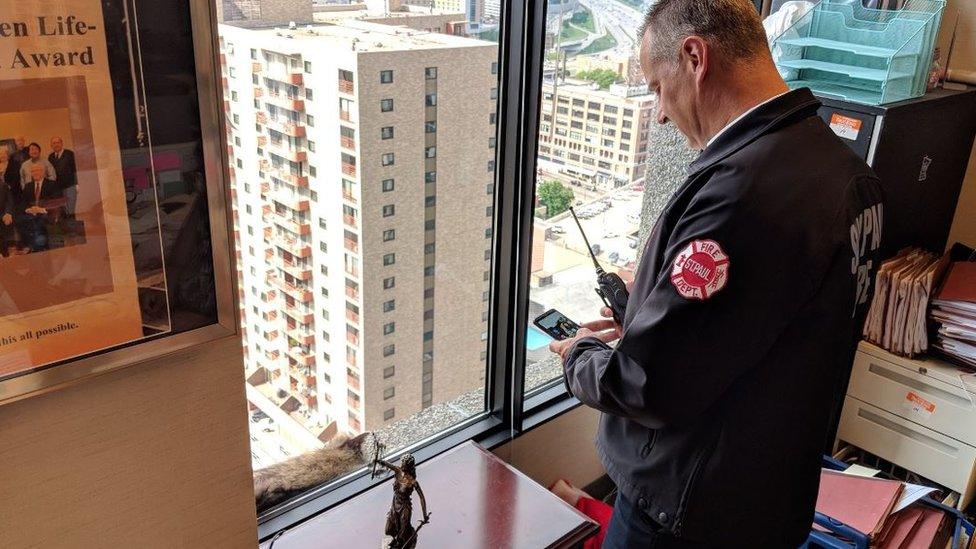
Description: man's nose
657,110,669,125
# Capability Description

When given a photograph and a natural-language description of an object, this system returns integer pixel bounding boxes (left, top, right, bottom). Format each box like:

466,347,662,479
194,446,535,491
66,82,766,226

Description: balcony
266,64,303,85
267,139,307,163
273,211,312,237
345,286,359,300
346,309,360,324
340,110,353,123
258,158,270,171
265,92,305,111
338,79,354,95
257,135,267,147
340,136,355,151
272,189,310,212
265,116,306,138
252,62,263,73
342,190,357,204
285,346,315,367
256,112,268,125
283,302,314,325
343,214,358,229
273,276,313,303
347,374,360,391
287,327,315,346
274,235,311,259
260,181,270,195
281,258,313,281
271,168,309,188
254,86,264,98
344,238,359,254
341,162,356,177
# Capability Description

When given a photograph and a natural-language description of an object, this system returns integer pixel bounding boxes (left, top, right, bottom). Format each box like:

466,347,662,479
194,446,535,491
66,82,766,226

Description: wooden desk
262,441,599,549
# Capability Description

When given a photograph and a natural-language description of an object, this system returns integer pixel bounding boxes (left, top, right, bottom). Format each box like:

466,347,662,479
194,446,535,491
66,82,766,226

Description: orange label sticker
829,114,863,141
903,391,936,419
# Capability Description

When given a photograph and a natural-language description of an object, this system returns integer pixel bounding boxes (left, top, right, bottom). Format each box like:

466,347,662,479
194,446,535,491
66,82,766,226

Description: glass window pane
525,4,654,396
217,3,501,507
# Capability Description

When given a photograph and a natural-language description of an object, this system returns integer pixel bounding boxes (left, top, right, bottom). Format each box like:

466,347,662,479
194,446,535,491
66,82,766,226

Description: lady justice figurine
372,452,431,549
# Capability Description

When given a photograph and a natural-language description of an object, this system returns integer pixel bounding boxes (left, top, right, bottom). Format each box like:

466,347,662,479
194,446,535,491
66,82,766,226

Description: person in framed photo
48,137,77,217
0,166,13,257
19,142,57,187
16,163,62,252
0,146,20,206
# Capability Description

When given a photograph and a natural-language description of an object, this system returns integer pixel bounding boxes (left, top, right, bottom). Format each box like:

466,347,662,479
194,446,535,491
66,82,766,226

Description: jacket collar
688,88,821,176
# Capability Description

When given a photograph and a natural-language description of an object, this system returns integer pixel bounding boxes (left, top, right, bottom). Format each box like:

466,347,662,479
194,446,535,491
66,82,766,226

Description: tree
537,180,575,218
576,68,619,89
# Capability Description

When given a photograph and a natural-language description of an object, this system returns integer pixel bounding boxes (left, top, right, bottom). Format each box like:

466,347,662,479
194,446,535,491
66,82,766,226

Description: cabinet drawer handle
868,363,969,408
858,407,958,456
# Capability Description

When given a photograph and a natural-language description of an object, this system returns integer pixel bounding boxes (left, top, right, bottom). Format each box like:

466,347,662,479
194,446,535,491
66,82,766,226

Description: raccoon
254,432,370,514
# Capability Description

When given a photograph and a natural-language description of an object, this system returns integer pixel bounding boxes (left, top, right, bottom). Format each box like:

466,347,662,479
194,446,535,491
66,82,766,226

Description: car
251,410,269,423
550,225,566,234
608,251,620,262
603,231,619,239
628,240,638,249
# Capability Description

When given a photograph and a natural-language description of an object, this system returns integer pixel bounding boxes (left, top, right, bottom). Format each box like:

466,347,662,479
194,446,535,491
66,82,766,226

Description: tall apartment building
537,79,654,187
220,19,498,454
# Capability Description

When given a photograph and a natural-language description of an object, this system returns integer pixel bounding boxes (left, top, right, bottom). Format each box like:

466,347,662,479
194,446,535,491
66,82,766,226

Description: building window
308,140,316,152
381,99,394,112
383,253,395,266
487,160,495,172
307,114,315,127
491,61,498,75
383,322,395,335
425,121,437,133
383,229,395,242
426,93,437,107
485,228,493,239
382,205,395,217
383,366,395,379
384,408,395,421
425,146,436,159
424,266,435,277
425,220,435,231
425,67,437,79
424,243,435,255
305,88,314,101
489,137,496,149
380,70,393,84
382,179,395,192
489,112,496,125
425,196,436,207
490,87,497,100
304,60,312,73
382,153,395,166
383,344,395,357
383,300,395,312
425,171,436,183
381,126,394,139
383,277,395,289
423,331,434,341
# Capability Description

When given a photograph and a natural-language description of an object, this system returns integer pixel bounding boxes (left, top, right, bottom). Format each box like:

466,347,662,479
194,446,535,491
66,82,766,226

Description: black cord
267,529,286,549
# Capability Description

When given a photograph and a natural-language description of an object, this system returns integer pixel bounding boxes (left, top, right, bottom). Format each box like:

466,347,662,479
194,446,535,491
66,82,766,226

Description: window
383,344,395,357
425,67,437,79
383,366,395,379
380,70,393,83
425,146,436,159
425,196,436,207
383,300,395,312
489,112,496,125
382,205,395,217
381,126,394,139
426,93,437,107
487,160,495,172
383,253,395,266
384,409,395,421
383,323,395,335
306,88,314,101
383,277,395,289
308,140,316,152
490,88,498,100
306,114,315,127
380,99,393,112
383,229,395,242
491,61,498,75
489,137,496,149
425,121,437,133
424,243,435,255
425,171,436,183
424,266,435,277
304,60,312,73
382,153,395,166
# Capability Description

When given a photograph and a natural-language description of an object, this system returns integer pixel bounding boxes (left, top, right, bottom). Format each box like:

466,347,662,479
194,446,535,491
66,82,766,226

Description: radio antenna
569,207,605,274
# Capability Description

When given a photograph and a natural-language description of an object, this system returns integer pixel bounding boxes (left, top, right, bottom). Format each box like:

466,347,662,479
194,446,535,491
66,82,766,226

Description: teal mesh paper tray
770,0,945,106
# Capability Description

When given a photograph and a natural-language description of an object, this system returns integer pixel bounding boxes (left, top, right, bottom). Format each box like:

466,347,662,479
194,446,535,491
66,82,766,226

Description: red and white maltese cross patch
670,239,730,300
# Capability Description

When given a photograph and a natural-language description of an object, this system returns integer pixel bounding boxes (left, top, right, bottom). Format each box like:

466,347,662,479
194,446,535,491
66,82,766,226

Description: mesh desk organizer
802,456,974,548
770,0,945,106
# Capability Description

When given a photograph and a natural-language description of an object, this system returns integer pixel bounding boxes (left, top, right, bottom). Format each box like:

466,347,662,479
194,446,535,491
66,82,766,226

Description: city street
580,0,646,56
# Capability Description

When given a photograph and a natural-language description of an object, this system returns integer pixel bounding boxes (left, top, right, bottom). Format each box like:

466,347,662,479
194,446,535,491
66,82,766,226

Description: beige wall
494,406,604,490
0,108,75,154
0,337,257,548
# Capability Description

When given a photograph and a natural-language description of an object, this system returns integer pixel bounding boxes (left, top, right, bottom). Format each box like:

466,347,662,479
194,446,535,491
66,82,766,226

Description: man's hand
548,319,621,362
1,213,10,226
599,269,636,320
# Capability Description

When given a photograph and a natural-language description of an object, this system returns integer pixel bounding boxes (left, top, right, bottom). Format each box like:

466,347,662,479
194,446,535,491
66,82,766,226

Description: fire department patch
670,239,729,300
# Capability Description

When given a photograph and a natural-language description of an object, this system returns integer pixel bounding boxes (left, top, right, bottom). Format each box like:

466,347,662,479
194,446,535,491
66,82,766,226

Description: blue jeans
603,494,706,549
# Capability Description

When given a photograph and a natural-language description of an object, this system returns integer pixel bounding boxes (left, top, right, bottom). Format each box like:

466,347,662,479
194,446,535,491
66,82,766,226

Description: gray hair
639,0,769,63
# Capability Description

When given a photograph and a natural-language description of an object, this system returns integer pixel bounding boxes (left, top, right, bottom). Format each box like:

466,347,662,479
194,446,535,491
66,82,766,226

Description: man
49,137,77,216
19,142,57,187
17,163,62,252
11,136,28,164
0,163,13,256
550,1,884,546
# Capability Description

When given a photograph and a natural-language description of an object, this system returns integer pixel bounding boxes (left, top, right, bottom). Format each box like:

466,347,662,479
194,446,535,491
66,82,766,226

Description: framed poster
0,0,236,402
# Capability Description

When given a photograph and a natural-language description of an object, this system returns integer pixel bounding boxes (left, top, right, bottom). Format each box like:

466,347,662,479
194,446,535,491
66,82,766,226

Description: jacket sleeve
563,166,827,429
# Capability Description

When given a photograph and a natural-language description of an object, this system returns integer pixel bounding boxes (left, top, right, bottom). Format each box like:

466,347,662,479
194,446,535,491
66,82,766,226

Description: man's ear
680,36,709,86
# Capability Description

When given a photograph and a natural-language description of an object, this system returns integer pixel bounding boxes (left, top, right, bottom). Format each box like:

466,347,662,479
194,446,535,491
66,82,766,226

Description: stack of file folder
930,261,976,368
863,248,950,357
816,469,950,547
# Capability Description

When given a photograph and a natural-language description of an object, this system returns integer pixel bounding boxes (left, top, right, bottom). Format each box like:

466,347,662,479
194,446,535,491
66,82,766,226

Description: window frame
253,1,577,540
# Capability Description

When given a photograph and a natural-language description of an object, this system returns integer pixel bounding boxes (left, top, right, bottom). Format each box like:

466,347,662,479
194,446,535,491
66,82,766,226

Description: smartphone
533,308,581,341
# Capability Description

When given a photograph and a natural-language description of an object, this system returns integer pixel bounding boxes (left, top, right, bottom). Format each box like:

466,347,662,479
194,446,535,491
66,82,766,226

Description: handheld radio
569,207,629,325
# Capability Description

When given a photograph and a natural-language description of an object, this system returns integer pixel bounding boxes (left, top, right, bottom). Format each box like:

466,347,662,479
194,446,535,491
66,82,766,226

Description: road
579,0,646,56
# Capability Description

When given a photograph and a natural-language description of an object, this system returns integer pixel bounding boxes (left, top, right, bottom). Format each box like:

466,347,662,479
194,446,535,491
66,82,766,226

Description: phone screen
533,309,581,341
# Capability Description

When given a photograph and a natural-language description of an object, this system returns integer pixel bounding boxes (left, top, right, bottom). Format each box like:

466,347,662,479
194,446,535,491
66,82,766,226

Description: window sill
257,383,581,542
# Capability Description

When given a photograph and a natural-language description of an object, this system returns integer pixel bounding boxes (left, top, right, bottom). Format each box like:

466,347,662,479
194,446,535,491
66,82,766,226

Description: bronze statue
373,452,431,549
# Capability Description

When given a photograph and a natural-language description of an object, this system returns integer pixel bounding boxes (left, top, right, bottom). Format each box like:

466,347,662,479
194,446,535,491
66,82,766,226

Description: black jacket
49,149,76,189
563,89,884,546
0,175,12,218
18,178,62,212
